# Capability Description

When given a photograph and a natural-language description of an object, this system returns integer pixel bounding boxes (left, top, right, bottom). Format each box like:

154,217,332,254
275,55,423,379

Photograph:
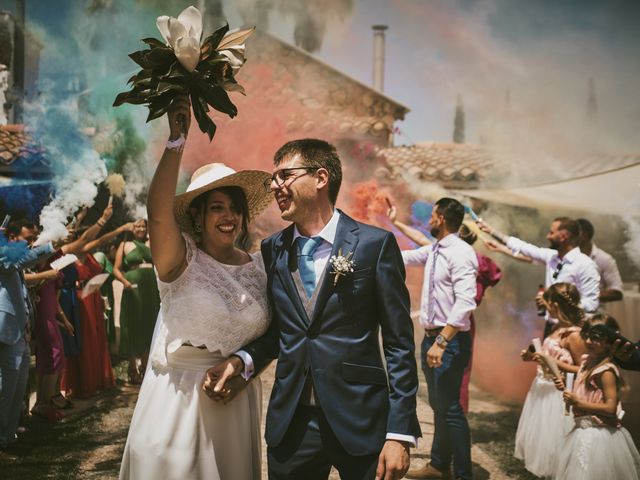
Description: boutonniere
329,249,355,286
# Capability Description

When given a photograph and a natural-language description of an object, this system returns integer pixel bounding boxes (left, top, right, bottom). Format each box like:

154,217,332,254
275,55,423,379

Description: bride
119,96,272,479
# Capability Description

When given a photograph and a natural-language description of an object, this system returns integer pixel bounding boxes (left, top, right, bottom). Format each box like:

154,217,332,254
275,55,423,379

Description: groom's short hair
274,139,342,205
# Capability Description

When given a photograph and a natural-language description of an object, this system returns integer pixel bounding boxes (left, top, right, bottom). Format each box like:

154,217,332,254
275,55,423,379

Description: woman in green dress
93,238,122,348
113,219,160,384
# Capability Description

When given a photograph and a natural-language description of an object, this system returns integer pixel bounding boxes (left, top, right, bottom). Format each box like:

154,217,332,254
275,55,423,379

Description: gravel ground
1,359,529,479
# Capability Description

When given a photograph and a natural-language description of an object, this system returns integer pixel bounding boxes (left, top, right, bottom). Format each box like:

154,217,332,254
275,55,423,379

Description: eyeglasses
552,262,564,280
263,167,320,192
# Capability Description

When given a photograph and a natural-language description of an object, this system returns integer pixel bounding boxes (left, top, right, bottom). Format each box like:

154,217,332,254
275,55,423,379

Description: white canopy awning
454,162,640,215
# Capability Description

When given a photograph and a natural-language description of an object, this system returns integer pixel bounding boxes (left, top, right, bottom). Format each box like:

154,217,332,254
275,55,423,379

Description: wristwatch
435,334,449,348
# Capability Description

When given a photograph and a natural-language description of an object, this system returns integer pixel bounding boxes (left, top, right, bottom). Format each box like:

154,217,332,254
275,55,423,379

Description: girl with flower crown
514,282,587,477
553,314,640,479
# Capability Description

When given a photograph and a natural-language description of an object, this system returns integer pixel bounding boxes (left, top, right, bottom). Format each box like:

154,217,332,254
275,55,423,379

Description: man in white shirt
576,218,623,303
478,216,600,337
403,198,478,480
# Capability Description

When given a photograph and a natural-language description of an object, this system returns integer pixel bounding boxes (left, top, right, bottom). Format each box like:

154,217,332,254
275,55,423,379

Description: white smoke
27,95,107,245
122,159,149,220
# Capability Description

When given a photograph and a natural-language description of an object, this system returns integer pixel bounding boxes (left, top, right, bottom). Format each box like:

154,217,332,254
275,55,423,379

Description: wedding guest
478,217,600,338
576,218,624,304
63,221,132,398
113,219,160,384
555,315,640,479
514,283,586,477
15,222,70,421
0,231,55,449
457,225,502,412
58,204,114,400
387,205,501,413
93,238,120,347
401,198,477,480
27,252,70,420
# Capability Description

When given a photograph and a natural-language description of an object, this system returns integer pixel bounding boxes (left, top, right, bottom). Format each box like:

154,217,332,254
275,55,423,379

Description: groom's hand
202,356,244,402
376,440,410,480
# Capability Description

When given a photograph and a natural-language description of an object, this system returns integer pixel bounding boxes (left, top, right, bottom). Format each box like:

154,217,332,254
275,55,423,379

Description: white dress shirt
589,244,623,293
237,210,415,445
506,237,601,314
401,233,478,331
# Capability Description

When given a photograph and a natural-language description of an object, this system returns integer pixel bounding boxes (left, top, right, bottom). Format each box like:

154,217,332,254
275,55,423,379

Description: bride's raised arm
147,95,191,283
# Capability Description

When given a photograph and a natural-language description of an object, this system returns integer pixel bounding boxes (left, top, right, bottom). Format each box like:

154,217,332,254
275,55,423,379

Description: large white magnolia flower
156,5,203,72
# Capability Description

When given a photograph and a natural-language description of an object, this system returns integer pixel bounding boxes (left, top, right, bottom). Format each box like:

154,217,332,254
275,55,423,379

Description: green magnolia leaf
191,93,216,140
148,91,176,109
221,80,245,95
146,47,176,69
146,100,170,121
195,79,237,117
200,23,230,60
156,81,184,95
113,90,150,107
127,69,152,85
129,50,151,69
161,62,188,81
142,37,167,49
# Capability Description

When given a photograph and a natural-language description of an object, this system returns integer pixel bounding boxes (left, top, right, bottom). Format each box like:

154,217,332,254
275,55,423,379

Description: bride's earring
194,223,202,233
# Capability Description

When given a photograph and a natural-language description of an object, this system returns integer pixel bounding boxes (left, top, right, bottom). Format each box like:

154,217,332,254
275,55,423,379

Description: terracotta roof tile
0,127,48,168
377,142,496,188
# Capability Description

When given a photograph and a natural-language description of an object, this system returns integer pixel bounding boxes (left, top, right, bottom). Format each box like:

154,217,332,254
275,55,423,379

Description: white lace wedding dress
119,234,270,480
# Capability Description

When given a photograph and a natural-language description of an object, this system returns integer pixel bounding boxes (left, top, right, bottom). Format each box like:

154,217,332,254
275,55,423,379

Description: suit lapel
274,226,310,324
310,213,359,326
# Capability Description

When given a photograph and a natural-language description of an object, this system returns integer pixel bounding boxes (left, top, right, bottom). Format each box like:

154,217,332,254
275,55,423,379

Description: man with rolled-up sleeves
402,198,478,480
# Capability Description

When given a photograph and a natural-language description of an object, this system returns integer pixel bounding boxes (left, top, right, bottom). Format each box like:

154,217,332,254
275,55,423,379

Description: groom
206,139,420,479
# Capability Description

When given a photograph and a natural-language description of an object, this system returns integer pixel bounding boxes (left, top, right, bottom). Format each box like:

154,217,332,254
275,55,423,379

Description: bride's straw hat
174,163,273,237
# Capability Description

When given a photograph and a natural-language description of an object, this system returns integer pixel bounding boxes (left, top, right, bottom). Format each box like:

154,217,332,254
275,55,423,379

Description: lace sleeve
156,232,198,293
183,232,197,264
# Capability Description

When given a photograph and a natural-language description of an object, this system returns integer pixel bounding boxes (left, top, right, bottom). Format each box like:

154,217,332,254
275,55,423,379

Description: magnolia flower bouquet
113,6,253,140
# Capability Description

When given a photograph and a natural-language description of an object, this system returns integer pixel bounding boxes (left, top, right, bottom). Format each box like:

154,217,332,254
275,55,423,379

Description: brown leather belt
425,327,444,338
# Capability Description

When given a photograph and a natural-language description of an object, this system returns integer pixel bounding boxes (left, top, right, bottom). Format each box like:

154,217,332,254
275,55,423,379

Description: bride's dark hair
190,186,250,251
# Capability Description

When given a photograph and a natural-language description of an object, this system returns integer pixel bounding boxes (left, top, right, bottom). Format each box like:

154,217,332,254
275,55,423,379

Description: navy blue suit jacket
244,212,421,456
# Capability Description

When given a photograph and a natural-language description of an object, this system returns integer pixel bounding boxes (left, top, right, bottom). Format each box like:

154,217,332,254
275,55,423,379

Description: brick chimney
372,25,388,92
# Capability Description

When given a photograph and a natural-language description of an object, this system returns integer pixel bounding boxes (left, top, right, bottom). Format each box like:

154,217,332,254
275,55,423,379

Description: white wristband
166,134,186,151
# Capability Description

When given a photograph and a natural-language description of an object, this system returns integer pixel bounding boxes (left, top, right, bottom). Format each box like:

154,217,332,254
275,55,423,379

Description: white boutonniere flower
329,249,355,286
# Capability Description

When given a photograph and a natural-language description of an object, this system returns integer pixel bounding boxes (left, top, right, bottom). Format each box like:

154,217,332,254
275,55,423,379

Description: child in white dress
514,282,586,477
554,314,640,480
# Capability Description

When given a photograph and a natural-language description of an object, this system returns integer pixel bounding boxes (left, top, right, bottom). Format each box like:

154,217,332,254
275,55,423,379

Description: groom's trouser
422,331,473,480
267,404,379,480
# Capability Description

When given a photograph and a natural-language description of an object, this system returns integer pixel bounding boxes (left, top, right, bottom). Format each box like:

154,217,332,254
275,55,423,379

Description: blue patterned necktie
297,236,322,298
427,242,441,324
